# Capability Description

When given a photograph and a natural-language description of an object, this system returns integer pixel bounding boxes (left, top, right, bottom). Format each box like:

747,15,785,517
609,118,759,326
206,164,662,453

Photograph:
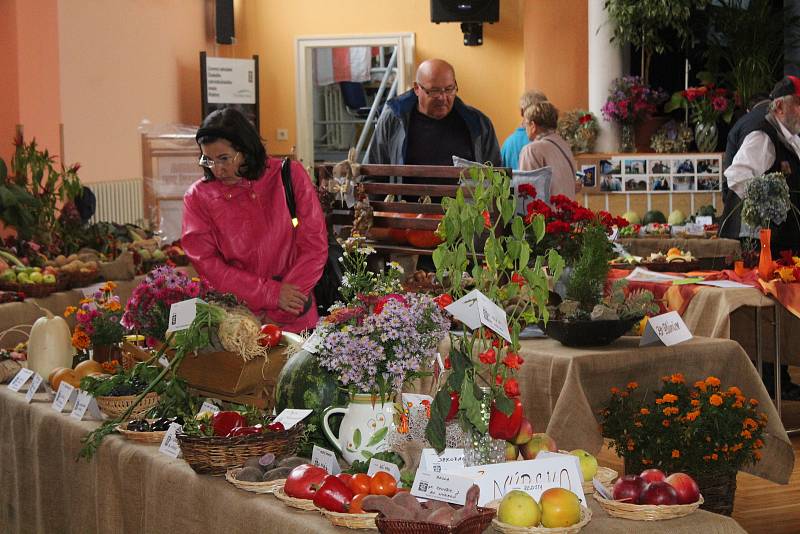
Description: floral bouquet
741,172,793,229
121,265,211,347
665,84,735,126
601,76,667,125
557,109,599,154
65,281,125,351
601,374,767,477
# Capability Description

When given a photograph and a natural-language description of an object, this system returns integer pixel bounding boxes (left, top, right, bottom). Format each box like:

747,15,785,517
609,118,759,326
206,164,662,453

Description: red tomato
258,324,282,347
369,471,397,496
349,493,369,514
349,473,372,495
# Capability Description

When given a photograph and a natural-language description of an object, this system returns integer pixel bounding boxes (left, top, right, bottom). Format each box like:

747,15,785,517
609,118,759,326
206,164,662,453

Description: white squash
27,309,75,378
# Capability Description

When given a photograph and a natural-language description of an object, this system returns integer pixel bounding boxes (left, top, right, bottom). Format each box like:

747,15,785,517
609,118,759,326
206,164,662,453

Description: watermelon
275,349,348,456
642,210,667,224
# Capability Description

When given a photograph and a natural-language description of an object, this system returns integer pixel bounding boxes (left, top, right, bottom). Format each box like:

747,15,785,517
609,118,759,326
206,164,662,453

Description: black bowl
539,316,642,347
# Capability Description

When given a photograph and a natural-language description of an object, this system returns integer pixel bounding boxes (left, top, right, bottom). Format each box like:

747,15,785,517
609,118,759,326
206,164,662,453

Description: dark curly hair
196,108,266,181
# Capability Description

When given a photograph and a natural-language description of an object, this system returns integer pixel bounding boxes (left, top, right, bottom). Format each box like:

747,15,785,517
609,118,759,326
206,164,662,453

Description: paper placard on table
51,382,77,412
367,458,401,482
272,408,312,430
625,267,684,283
593,477,613,499
159,423,183,458
199,400,220,415
640,311,693,347
685,223,705,236
24,373,45,403
695,216,713,226
301,332,323,354
460,456,587,506
70,390,104,421
312,445,341,474
80,283,107,298
697,280,752,289
166,298,206,333
445,289,511,342
530,451,584,482
8,367,34,392
419,448,465,474
410,470,475,505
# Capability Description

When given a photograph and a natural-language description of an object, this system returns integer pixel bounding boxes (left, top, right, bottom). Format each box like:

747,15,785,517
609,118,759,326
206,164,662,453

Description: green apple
152,249,166,260
505,441,519,461
29,271,44,284
0,269,15,282
43,273,56,284
16,272,29,284
498,490,541,527
569,449,598,481
138,248,152,261
540,488,581,528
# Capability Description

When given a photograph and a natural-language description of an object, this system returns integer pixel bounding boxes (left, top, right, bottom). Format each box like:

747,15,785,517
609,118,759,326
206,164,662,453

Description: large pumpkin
406,213,444,249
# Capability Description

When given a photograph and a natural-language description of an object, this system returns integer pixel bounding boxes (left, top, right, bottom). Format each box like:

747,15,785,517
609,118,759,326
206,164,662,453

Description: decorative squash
27,308,76,379
405,196,444,249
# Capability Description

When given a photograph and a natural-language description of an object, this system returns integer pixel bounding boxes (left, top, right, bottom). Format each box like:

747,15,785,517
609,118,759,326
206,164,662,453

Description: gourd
406,196,444,249
27,308,75,378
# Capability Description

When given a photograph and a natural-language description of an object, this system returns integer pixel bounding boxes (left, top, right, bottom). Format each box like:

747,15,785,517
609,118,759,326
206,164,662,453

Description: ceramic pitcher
322,393,395,464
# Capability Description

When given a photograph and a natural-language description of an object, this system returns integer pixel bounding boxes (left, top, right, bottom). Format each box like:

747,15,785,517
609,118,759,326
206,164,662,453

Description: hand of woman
279,283,307,315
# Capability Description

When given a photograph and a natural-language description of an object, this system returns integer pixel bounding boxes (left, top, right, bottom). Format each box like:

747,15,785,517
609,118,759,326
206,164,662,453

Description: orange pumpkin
406,213,444,248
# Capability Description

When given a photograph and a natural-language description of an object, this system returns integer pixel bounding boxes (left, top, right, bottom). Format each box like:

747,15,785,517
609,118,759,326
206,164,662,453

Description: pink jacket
181,157,328,333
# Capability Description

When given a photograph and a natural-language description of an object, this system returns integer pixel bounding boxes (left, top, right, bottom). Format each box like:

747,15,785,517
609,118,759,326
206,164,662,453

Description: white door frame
295,33,415,165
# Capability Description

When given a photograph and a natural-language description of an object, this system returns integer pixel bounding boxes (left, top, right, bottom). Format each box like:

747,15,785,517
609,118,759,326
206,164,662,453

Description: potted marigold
600,374,768,515
65,281,125,364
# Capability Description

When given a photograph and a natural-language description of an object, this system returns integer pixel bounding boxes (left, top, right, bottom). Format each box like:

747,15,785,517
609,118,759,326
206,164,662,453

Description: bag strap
543,137,576,178
280,157,299,227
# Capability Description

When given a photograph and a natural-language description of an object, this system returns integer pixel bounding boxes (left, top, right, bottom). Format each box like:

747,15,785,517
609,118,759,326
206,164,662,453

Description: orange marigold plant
64,284,124,350
601,375,768,476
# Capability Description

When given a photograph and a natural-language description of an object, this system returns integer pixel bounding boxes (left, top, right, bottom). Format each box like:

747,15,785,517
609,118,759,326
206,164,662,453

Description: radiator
87,178,144,226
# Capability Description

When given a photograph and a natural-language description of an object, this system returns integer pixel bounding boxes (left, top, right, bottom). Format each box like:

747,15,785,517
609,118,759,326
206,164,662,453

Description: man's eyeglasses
416,83,458,97
198,152,240,169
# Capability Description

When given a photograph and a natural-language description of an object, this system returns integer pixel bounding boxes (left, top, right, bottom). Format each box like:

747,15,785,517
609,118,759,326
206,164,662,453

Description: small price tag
302,332,323,354
445,289,511,342
272,408,312,430
696,216,713,226
367,458,401,482
311,445,341,474
51,382,77,412
158,354,171,368
8,368,34,392
419,448,465,474
685,223,705,236
166,298,205,333
593,478,613,499
640,311,693,347
531,451,584,482
159,423,183,457
401,393,434,409
70,390,103,421
410,470,475,505
199,400,220,415
24,373,45,403
80,283,106,298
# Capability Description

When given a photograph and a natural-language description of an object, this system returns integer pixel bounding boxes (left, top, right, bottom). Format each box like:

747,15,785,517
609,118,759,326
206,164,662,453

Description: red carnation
502,352,524,370
504,378,521,397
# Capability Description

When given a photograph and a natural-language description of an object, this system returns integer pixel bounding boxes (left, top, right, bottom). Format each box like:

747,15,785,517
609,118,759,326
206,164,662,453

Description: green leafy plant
565,222,614,313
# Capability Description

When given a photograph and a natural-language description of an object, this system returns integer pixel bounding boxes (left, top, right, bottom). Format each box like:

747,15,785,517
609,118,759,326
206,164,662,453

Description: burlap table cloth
616,237,740,263
0,386,748,534
515,336,793,484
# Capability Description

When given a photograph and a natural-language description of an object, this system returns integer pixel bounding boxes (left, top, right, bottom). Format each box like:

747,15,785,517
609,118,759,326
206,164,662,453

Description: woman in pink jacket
182,108,328,332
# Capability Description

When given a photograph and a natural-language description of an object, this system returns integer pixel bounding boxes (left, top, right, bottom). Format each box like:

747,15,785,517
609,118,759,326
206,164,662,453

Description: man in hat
724,75,800,400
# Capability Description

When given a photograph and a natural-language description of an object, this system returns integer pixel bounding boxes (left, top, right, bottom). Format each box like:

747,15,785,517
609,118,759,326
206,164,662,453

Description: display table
0,385,747,534
616,237,740,266
515,337,794,484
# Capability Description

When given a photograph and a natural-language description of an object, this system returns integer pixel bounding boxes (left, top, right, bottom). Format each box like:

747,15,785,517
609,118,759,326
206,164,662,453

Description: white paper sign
461,457,586,506
302,332,323,354
410,470,475,505
697,280,752,289
368,458,401,482
312,445,341,474
205,57,257,104
401,393,434,409
593,478,613,499
8,367,33,392
51,382,77,412
685,223,705,236
530,451,584,482
25,373,45,403
70,390,104,421
272,408,312,430
159,423,183,458
166,298,206,333
80,283,106,298
199,400,220,415
419,448,465,474
445,289,511,342
696,216,713,226
640,311,693,347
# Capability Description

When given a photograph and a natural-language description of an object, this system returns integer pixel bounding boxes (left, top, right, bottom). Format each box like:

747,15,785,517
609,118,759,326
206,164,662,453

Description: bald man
365,59,501,166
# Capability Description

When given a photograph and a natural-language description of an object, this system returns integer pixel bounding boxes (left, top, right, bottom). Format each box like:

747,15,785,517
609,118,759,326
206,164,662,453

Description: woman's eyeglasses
198,152,240,169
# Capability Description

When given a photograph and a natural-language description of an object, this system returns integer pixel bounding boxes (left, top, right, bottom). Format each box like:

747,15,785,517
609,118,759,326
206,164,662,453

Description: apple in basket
665,472,700,504
612,474,647,504
640,481,679,506
284,464,328,499
640,468,666,484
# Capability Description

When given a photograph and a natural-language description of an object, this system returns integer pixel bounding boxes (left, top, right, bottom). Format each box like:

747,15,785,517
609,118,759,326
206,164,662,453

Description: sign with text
445,289,511,342
532,451,584,482
51,382,77,412
367,458,401,482
410,470,475,505
8,368,33,392
80,283,106,298
166,298,206,333
272,409,312,430
401,393,434,410
159,423,183,458
24,373,45,403
199,400,220,415
205,57,257,104
70,390,104,421
419,448,465,474
640,311,692,347
312,445,341,474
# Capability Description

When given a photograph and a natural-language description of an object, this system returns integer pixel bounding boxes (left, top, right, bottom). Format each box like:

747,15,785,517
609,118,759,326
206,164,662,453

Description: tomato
349,473,372,495
348,493,369,514
369,471,397,496
258,324,282,348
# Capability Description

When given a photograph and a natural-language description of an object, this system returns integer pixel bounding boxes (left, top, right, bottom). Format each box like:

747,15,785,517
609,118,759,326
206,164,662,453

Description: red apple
612,474,646,504
505,441,519,461
512,418,534,445
519,433,557,460
665,472,700,504
640,481,679,506
640,468,666,484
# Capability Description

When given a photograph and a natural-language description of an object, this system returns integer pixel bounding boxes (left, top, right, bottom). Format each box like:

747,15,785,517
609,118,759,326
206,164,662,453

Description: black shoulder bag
280,158,343,315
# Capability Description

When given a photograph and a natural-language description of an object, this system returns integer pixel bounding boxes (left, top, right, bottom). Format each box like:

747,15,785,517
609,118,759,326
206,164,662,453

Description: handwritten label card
166,298,206,333
695,216,713,226
70,390,104,421
8,368,33,392
685,223,705,236
24,373,45,403
367,458,401,482
272,409,312,430
532,451,584,482
419,448,465,474
80,283,106,298
312,445,341,474
51,382,77,412
159,423,183,458
401,393,434,409
411,470,475,505
640,311,692,347
445,289,511,342
301,332,323,354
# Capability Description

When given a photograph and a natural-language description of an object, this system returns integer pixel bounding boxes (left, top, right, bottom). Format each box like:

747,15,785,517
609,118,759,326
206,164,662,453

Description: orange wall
0,0,20,164
523,0,588,112
235,0,526,154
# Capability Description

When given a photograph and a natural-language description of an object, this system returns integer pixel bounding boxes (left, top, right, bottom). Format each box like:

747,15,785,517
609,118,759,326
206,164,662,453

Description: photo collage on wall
584,154,722,193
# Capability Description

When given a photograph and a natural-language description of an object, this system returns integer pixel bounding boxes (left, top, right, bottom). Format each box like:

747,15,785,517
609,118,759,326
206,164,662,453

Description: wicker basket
321,509,379,530
375,507,495,534
583,467,618,495
273,485,319,511
492,506,592,534
67,269,100,289
177,423,303,475
96,391,160,419
693,471,737,516
592,492,704,521
0,280,58,299
224,469,285,494
115,419,166,444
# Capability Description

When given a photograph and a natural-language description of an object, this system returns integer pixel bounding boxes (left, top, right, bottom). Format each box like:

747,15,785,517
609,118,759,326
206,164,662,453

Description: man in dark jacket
365,58,501,166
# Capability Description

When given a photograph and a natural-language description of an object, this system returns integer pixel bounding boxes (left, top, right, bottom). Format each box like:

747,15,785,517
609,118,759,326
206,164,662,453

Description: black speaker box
430,0,499,23
216,0,235,45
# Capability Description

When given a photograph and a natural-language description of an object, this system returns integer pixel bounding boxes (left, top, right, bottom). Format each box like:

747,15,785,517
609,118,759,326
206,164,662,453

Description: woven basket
273,485,319,511
583,467,618,494
177,423,302,475
96,391,160,419
225,469,285,494
492,506,592,534
115,419,166,444
693,471,737,516
67,269,100,289
592,492,703,521
375,507,495,534
0,280,58,299
321,509,379,530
